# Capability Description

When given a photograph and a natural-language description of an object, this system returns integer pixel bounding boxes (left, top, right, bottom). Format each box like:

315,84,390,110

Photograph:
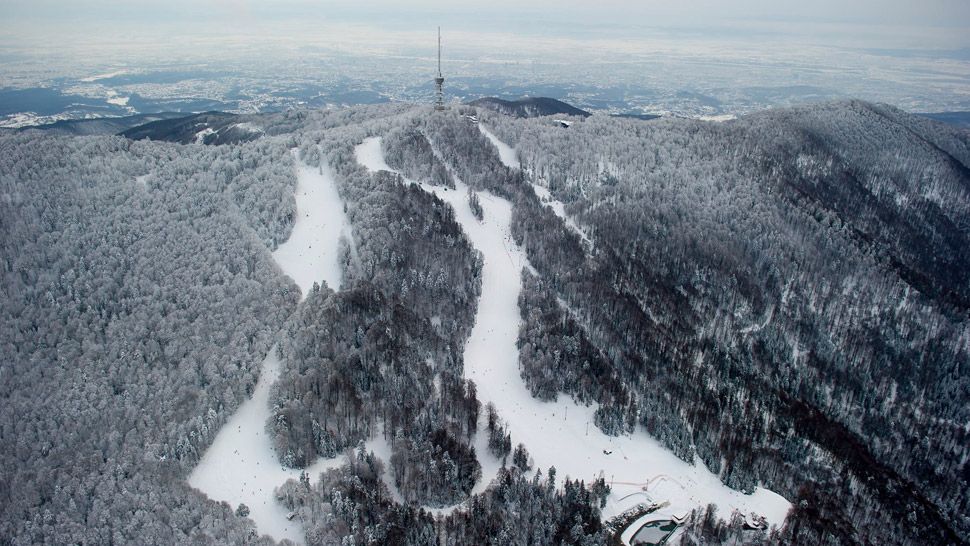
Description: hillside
1,101,967,546
120,111,266,145
467,96,591,118
15,112,188,136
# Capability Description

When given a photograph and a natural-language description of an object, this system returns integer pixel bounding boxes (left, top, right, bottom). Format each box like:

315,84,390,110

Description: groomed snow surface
478,124,520,169
356,135,791,540
189,151,374,545
188,344,399,543
271,150,350,299
189,349,337,543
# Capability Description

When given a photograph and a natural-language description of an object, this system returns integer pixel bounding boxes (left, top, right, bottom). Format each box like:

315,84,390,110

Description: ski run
355,134,792,533
189,151,392,544
192,133,790,546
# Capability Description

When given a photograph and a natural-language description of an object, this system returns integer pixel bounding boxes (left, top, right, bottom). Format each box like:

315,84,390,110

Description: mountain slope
481,100,969,544
16,112,187,136
468,96,591,118
120,111,265,145
747,100,970,311
1,100,968,546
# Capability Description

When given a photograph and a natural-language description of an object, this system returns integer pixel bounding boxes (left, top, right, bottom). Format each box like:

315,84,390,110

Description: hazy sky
4,0,970,29
1,0,968,53
2,0,969,113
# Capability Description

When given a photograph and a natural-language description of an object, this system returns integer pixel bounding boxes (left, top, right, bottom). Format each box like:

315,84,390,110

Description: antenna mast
434,27,445,111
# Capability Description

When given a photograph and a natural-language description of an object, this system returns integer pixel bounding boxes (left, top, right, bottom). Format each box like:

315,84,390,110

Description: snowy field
189,152,381,544
356,135,791,536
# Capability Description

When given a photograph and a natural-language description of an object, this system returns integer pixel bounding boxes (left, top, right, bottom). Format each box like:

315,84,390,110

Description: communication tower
434,27,445,110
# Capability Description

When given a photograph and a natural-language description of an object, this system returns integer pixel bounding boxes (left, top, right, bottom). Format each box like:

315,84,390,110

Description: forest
484,100,970,544
1,99,968,545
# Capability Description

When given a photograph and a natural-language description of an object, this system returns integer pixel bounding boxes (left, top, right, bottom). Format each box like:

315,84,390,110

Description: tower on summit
434,27,445,111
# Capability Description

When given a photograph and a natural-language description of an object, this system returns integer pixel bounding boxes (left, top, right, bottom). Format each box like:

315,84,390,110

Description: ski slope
478,124,520,169
188,349,344,543
271,150,350,299
189,153,376,545
528,181,593,247
355,135,791,534
480,124,592,247
188,346,398,543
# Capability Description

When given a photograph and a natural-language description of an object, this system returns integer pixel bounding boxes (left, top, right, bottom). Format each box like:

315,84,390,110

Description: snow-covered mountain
120,112,267,145
1,100,967,546
467,97,591,118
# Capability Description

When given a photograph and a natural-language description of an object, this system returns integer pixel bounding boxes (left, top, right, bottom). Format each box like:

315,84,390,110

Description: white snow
106,96,130,107
134,174,149,188
698,114,737,123
194,127,216,145
478,123,591,247
231,122,265,135
741,305,775,335
423,416,506,517
189,347,399,544
355,135,792,531
529,181,593,247
365,430,407,504
272,150,350,297
620,510,675,546
353,136,395,173
188,152,358,544
0,112,74,129
478,124,520,169
188,349,345,544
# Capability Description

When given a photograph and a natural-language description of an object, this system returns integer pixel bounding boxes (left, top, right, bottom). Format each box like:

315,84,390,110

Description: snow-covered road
356,135,791,533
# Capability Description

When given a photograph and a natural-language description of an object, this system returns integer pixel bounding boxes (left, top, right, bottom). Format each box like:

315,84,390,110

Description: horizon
2,0,970,126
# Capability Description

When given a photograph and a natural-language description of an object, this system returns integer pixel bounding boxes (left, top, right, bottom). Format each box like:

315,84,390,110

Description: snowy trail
529,181,593,247
480,123,592,247
356,136,791,533
189,152,391,545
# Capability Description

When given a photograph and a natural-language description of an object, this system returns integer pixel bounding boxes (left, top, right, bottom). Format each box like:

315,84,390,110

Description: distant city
2,18,969,128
